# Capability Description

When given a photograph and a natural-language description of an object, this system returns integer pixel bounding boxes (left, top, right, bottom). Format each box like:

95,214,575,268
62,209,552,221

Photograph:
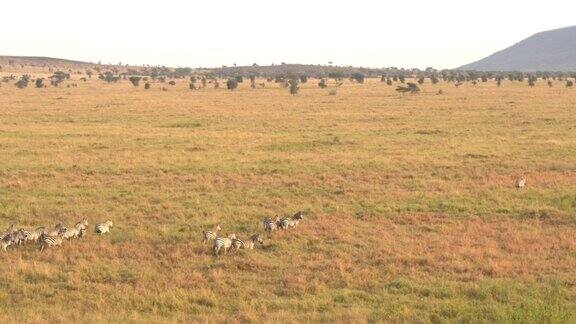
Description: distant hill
0,55,392,77
459,26,576,72
0,56,96,69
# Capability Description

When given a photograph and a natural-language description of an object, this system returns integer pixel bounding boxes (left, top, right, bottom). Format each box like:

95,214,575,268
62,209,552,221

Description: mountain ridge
459,26,576,72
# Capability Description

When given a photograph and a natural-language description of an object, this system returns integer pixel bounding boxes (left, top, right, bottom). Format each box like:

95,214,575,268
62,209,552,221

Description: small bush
35,78,45,88
129,76,141,86
226,79,238,90
318,79,327,89
288,78,299,95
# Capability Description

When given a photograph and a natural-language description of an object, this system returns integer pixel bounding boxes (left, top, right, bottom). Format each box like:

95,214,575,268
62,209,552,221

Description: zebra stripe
277,217,295,230
232,234,263,252
213,234,236,256
39,231,65,252
95,220,113,235
263,217,277,234
202,224,221,244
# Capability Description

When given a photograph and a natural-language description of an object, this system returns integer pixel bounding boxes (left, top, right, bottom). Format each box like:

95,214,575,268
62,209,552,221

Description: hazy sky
2,1,575,69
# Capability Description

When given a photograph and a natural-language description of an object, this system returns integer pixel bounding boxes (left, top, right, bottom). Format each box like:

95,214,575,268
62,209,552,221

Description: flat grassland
0,77,575,322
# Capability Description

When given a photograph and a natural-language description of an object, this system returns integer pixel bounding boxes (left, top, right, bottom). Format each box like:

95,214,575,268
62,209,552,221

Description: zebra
232,234,263,253
292,211,304,226
95,220,113,235
263,217,277,235
202,224,221,244
39,227,67,252
213,233,236,256
2,224,17,239
0,235,14,251
75,220,88,238
25,227,46,243
45,224,67,237
65,220,89,239
12,229,29,246
515,177,526,189
277,216,295,230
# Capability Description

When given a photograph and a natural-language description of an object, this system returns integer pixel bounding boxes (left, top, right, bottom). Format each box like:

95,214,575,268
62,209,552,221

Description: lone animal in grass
202,224,222,244
396,83,420,94
232,234,263,253
213,233,237,256
39,227,67,252
515,177,526,189
95,220,113,235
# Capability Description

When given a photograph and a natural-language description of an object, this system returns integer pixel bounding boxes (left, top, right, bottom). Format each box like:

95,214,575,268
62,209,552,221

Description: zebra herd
205,211,304,256
0,220,113,252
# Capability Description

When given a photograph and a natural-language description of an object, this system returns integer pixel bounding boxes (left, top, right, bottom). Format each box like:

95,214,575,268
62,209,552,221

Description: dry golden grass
0,75,575,322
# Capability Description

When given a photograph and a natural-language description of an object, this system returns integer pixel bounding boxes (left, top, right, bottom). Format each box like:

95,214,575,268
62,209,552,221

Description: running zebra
277,216,295,230
95,220,113,235
45,223,67,237
25,227,46,243
12,229,29,246
292,211,304,226
0,235,13,251
64,220,89,239
213,233,236,256
76,220,89,238
232,234,263,253
39,227,67,252
202,224,222,244
263,217,277,235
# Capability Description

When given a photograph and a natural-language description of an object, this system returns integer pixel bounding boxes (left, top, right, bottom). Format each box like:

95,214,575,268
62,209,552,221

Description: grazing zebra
232,234,263,253
515,177,526,189
213,233,236,256
39,227,67,252
95,220,113,235
0,235,13,251
277,216,295,230
202,224,222,244
263,217,277,235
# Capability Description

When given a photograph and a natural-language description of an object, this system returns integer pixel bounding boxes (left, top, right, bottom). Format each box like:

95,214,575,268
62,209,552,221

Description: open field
1,77,576,322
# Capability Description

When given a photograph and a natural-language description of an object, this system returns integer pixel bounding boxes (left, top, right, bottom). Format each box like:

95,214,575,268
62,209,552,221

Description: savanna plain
0,76,575,323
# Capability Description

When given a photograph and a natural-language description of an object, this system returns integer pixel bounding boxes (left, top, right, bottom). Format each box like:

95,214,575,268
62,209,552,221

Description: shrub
235,76,243,83
566,80,574,88
288,78,299,95
144,83,151,89
318,79,327,89
15,75,30,89
35,78,44,88
129,76,141,86
299,75,308,83
351,73,365,84
226,78,238,90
